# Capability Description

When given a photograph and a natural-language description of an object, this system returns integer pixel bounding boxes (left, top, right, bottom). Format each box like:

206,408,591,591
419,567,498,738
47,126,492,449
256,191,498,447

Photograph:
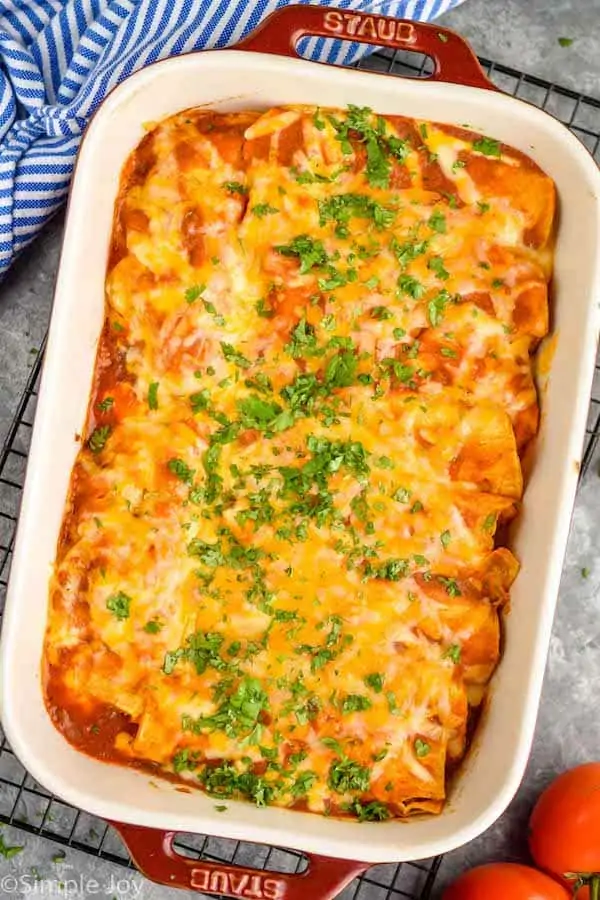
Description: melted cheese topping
44,105,554,821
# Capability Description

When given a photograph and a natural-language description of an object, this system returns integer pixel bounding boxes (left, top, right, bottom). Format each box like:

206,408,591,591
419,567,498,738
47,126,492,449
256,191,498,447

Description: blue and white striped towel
0,0,465,277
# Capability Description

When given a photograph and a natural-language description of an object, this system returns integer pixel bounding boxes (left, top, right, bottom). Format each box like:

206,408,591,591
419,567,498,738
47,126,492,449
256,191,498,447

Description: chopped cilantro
492,278,505,288
0,834,24,858
185,284,205,303
428,210,447,233
252,203,279,217
237,396,293,433
328,757,371,793
274,234,329,274
313,108,326,130
443,644,462,664
164,631,226,676
199,761,276,807
144,620,162,634
391,236,429,268
428,256,449,280
147,381,159,410
452,159,466,172
414,738,430,757
346,799,391,822
223,181,248,195
370,305,393,321
438,576,462,597
340,693,372,715
328,105,409,189
285,318,319,359
325,349,358,388
255,298,274,318
290,165,346,185
397,274,425,299
291,771,318,797
558,36,574,47
97,396,114,413
482,513,496,533
427,289,452,327
472,136,502,158
364,672,384,693
106,591,131,620
318,193,395,238
172,749,199,773
167,457,195,484
477,201,490,214
221,342,251,369
190,388,210,414
184,677,268,741
581,567,590,579
440,529,452,549
366,558,409,581
88,425,111,454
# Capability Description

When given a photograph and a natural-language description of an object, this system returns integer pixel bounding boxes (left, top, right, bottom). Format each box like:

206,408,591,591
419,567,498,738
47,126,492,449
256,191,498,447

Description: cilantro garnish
482,513,496,532
183,677,268,741
221,342,251,369
147,381,159,410
427,289,452,327
391,236,429,268
397,274,425,299
251,203,279,218
328,757,371,793
329,105,409,189
167,457,195,484
345,799,391,822
472,136,502,158
274,234,329,274
237,395,294,433
364,672,384,693
438,576,462,597
223,181,248,195
443,644,462,663
88,425,111,454
428,210,447,233
106,591,131,620
340,694,372,715
318,193,395,238
284,318,319,359
163,631,227,676
428,256,450,280
185,284,205,304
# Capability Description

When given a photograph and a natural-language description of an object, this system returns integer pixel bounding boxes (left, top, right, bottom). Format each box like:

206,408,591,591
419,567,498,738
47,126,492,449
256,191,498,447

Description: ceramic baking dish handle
236,4,496,91
111,822,369,899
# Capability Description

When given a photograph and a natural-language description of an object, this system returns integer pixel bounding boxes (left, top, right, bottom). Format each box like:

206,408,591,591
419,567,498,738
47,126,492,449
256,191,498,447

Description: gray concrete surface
0,1,599,898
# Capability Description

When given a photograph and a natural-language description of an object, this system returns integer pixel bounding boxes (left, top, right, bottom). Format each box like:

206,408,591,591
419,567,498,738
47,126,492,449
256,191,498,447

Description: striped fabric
0,0,465,276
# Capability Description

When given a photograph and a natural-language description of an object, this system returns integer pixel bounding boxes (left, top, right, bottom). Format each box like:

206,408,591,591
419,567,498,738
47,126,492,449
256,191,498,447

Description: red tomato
442,863,570,900
529,763,600,897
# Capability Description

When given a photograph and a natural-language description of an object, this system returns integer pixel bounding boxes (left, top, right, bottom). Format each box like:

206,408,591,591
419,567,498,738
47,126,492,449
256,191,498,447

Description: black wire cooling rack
0,47,599,900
